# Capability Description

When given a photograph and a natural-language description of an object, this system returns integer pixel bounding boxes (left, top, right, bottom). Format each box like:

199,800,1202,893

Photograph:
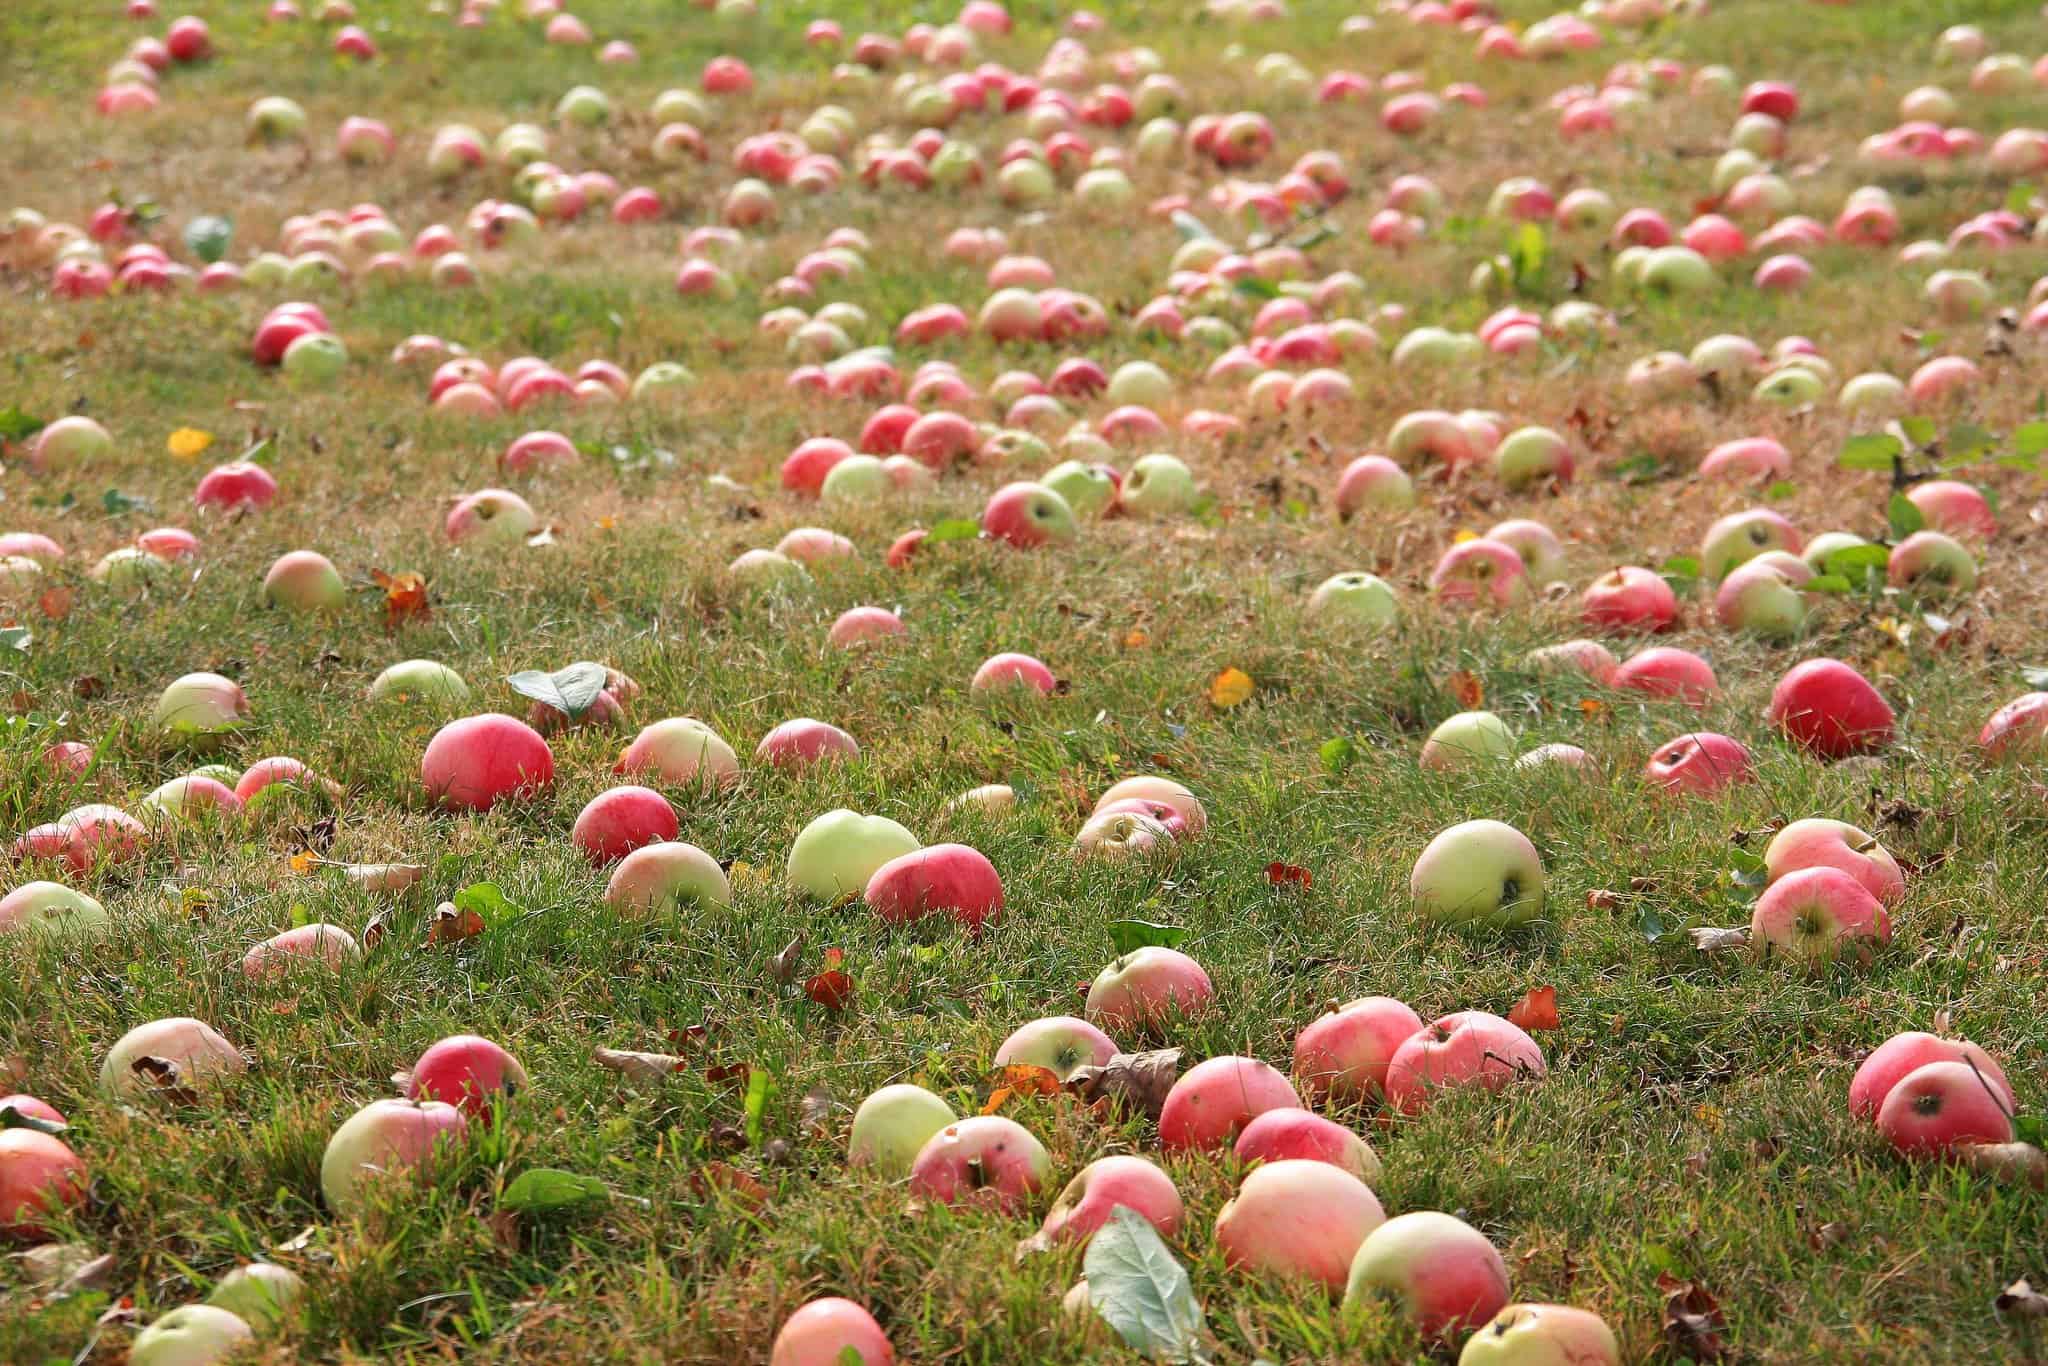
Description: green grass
2,0,2047,1362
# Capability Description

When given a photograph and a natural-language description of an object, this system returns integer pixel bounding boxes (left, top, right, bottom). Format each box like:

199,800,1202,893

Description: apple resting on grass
604,841,731,913
572,785,680,864
1385,1012,1547,1114
788,809,921,900
320,1098,468,1217
616,717,742,787
1035,1155,1184,1244
420,714,554,811
153,672,250,747
1234,1108,1382,1182
1763,819,1903,903
1410,820,1545,927
1214,1159,1386,1291
0,1129,87,1239
755,717,859,768
849,1084,957,1180
1095,775,1206,835
1419,710,1513,770
1979,692,2048,759
1343,1210,1512,1337
129,1305,254,1366
995,1016,1117,1080
863,843,1003,931
1850,1031,2014,1121
369,660,470,706
1158,1055,1302,1152
405,1034,528,1120
1876,1060,2014,1156
0,882,110,937
1644,732,1753,795
207,1262,305,1330
101,1017,247,1100
907,1115,1051,1213
770,1297,895,1366
241,923,360,977
1766,658,1894,759
1459,1303,1622,1366
1292,996,1425,1101
1084,946,1214,1030
1749,867,1891,959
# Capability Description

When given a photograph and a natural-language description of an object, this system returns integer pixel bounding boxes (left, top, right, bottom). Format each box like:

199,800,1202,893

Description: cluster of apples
1849,1029,2037,1179
405,344,693,416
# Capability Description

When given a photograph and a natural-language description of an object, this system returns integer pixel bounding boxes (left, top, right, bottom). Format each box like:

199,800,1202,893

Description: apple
995,1016,1117,1080
43,741,93,779
770,1298,895,1366
370,660,469,706
207,1263,305,1331
1876,1060,2015,1156
52,805,148,872
242,923,360,978
1459,1303,1621,1366
1308,573,1397,630
421,714,554,811
405,1034,527,1121
0,533,65,565
1851,1031,2013,1123
572,786,679,865
1525,640,1618,686
1420,711,1513,771
971,653,1056,695
1385,1012,1547,1114
907,1115,1052,1213
101,1017,246,1100
1410,821,1544,928
321,1098,468,1216
235,756,330,806
1159,1056,1301,1153
0,1129,86,1238
1767,658,1894,759
0,881,109,937
1765,819,1903,903
1430,539,1526,608
445,489,539,546
1493,427,1573,488
1750,867,1891,959
1335,455,1415,517
1486,520,1567,585
1215,1159,1385,1292
1581,567,1677,632
262,550,345,611
28,415,112,471
756,718,859,769
616,717,741,788
1293,996,1425,1101
849,1084,957,1180
604,841,727,914
1087,948,1213,1035
982,482,1078,548
1980,692,2048,759
1234,1108,1381,1182
1036,1155,1183,1245
1887,530,1976,594
1343,1211,1511,1336
130,1305,253,1366
1701,508,1802,582
1611,646,1718,707
1095,776,1206,835
138,774,243,828
947,784,1016,816
1905,480,1996,539
1714,561,1807,638
864,844,1003,931
1119,454,1196,517
788,810,920,901
0,1094,63,1124
1701,436,1791,481
1040,461,1119,518
153,671,249,746
1644,732,1753,795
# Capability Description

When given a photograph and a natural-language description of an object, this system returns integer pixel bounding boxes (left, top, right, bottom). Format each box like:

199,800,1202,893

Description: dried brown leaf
593,1048,686,1085
1063,1048,1184,1121
1997,1279,2048,1318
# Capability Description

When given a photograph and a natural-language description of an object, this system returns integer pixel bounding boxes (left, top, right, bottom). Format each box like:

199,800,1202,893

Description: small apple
130,1306,254,1366
1979,692,2048,759
320,1098,468,1216
1420,711,1513,771
982,481,1078,548
101,1017,246,1100
405,1034,528,1121
756,718,859,768
1094,776,1206,835
1335,455,1415,517
1041,460,1119,517
1342,1211,1511,1337
1492,427,1573,488
770,1298,895,1366
830,607,906,648
1215,1159,1386,1292
1905,480,1996,540
787,809,921,900
1308,573,1397,630
1073,810,1175,859
153,671,250,747
207,1263,305,1331
1876,1060,2015,1156
616,717,741,787
1159,1055,1302,1153
906,1115,1051,1213
1119,454,1196,517
1385,1012,1547,1114
445,489,539,546
1085,947,1213,1031
1701,508,1802,582
369,660,469,706
1234,1108,1381,1182
1580,566,1676,632
994,1016,1116,1081
1610,646,1718,707
849,1084,957,1180
863,843,1003,931
1035,1155,1183,1245
262,550,346,611
1644,732,1753,796
1458,1303,1621,1366
972,653,1056,695
1749,866,1891,959
605,842,730,914
1485,520,1568,585
420,714,554,811
1714,560,1807,638
572,786,680,865
1766,658,1894,759
242,923,360,978
1887,530,1976,595
1430,539,1526,608
1524,639,1618,686
1410,821,1544,928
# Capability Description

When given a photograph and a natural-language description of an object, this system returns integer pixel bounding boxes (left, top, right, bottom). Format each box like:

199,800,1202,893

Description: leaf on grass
369,570,430,631
688,1162,767,1208
1887,493,1925,539
0,626,31,653
1265,861,1312,889
743,1068,776,1148
1637,905,1678,943
362,909,392,951
505,661,607,718
1690,927,1751,952
1208,667,1254,708
501,1168,608,1214
768,934,806,984
593,1048,686,1084
1085,1206,1206,1363
1659,1276,1729,1361
288,850,318,876
339,863,425,894
38,588,72,621
925,517,981,544
0,407,47,444
2014,421,2048,460
1957,1142,2047,1191
1319,736,1357,774
1838,433,1902,471
1507,985,1560,1031
982,1064,1063,1115
1108,919,1187,956
1065,1048,1184,1122
1445,670,1484,709
1824,544,1891,585
1996,1279,2048,1319
804,969,853,1011
166,428,213,460
101,489,149,516
453,881,521,924
425,901,485,947
1122,628,1148,649
128,1055,198,1106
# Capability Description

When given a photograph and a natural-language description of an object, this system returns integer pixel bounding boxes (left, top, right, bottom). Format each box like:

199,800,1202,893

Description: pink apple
1035,1155,1183,1245
770,1298,895,1366
405,1034,528,1121
1644,733,1752,795
906,1116,1051,1213
1764,819,1903,904
1430,539,1527,608
572,786,679,865
1700,436,1790,481
1905,480,1995,539
982,482,1078,548
0,1094,64,1125
1293,996,1426,1101
1524,640,1619,686
1158,1055,1302,1153
420,714,554,811
1581,567,1676,632
1215,1159,1386,1291
1342,1211,1511,1337
1876,1060,2014,1156
863,844,1003,932
1980,693,2048,759
0,1130,87,1239
234,756,325,805
101,1017,245,1099
1385,1012,1546,1115
994,1016,1117,1080
972,652,1055,695
604,841,730,914
193,461,279,512
615,717,740,789
241,923,360,978
1084,947,1213,1031
321,1098,468,1216
755,718,859,768
1610,647,1717,707
1234,1108,1381,1182
1095,776,1207,835
830,607,906,648
1749,867,1891,959
1767,658,1894,759
1850,1031,2014,1122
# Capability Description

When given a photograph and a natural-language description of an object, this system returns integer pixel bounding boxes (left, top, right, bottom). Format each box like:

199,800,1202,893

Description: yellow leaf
166,428,214,460
1122,629,1148,649
1208,666,1254,708
596,515,617,531
1452,528,1481,544
289,850,317,876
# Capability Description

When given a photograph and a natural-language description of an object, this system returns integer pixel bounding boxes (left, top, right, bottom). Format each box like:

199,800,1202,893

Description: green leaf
1508,221,1547,288
101,489,150,516
182,214,233,264
925,518,981,544
1946,422,1995,460
1728,847,1766,875
289,902,311,928
504,661,608,718
1607,451,1665,484
1169,210,1215,242
1838,433,1902,472
452,881,523,925
2016,1114,2046,1147
1637,905,1677,943
0,1101,68,1136
1899,415,1937,448
1231,276,1280,300
838,1350,865,1366
1887,493,1925,539
1824,544,1892,586
743,1068,776,1149
0,626,29,653
1319,736,1357,774
2014,421,2048,459
1108,920,1188,956
500,1168,609,1214
1803,574,1852,594
1763,480,1797,502
241,438,275,467
0,407,47,443
1085,1206,1205,1363
2007,182,2038,216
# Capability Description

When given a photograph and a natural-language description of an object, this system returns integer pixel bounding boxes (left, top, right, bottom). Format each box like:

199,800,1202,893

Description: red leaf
1266,861,1313,888
1508,985,1561,1032
804,970,853,1010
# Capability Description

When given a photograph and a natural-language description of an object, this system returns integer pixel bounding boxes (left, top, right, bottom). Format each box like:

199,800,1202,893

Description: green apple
787,809,920,900
153,672,251,749
848,1083,957,1180
131,1306,253,1366
1119,454,1195,517
369,660,470,706
1410,819,1545,927
207,1262,305,1331
0,881,110,938
1106,361,1173,408
821,454,891,503
1419,711,1513,771
1041,460,1117,517
555,84,612,126
1307,573,1398,630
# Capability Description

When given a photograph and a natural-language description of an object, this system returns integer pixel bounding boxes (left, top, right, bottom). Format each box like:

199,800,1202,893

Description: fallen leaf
1446,669,1484,709
1958,1142,2047,1190
798,1084,835,1136
38,588,72,621
689,1162,767,1208
593,1048,686,1084
803,969,853,1010
362,909,392,950
1586,888,1622,911
768,935,806,984
1123,628,1148,649
425,900,484,947
166,428,213,460
370,569,430,631
1065,1048,1184,1121
983,1063,1062,1117
1507,985,1561,1032
596,515,617,531
338,862,425,894
1659,1276,1729,1361
1208,667,1254,708
703,1062,752,1087
1690,927,1751,952
1997,1279,2048,1318
288,851,318,876
71,674,103,698
1265,861,1312,888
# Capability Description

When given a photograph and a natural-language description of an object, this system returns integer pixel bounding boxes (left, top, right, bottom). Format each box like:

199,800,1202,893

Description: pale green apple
1410,819,1545,927
1307,573,1398,630
1119,454,1195,517
848,1083,957,1180
787,809,920,900
132,1306,253,1366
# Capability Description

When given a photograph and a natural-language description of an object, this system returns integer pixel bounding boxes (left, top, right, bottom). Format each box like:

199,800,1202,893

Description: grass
2,0,2048,1361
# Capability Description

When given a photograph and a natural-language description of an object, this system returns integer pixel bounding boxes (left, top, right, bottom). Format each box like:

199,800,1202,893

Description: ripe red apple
1158,1055,1302,1152
1766,658,1894,759
572,786,679,865
863,843,1003,931
1292,996,1425,1101
982,482,1078,548
971,652,1055,694
1643,732,1753,796
1979,692,2048,759
616,717,740,788
755,717,859,768
1850,1031,2014,1122
193,461,279,512
404,1035,528,1121
1385,1012,1546,1115
1580,566,1677,632
321,1098,468,1216
0,1129,87,1239
1610,646,1718,707
1764,819,1903,903
770,1298,895,1366
241,923,361,978
1876,1060,2015,1156
1215,1159,1385,1291
1234,1108,1381,1181
421,714,554,811
1429,539,1527,608
0,1095,65,1125
1343,1210,1511,1337
906,1116,1051,1214
1749,866,1891,959
1084,946,1214,1031
1035,1155,1183,1245
830,606,906,647
1524,639,1619,686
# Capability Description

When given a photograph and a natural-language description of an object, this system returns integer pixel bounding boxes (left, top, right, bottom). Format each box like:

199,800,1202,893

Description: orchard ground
3,0,2048,1362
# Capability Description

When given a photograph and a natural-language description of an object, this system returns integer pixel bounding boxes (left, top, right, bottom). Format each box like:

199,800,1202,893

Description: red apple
906,1116,1051,1214
1158,1055,1302,1153
1766,658,1894,759
1215,1159,1385,1291
755,718,859,768
770,1298,895,1366
1876,1060,2014,1156
404,1034,528,1121
0,1130,87,1240
1344,1211,1511,1337
1385,1012,1546,1115
1292,996,1425,1101
1850,1031,2014,1122
1034,1155,1183,1245
863,843,1003,931
1610,646,1717,707
1580,566,1676,632
1643,732,1753,796
420,714,554,812
1234,1108,1381,1181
